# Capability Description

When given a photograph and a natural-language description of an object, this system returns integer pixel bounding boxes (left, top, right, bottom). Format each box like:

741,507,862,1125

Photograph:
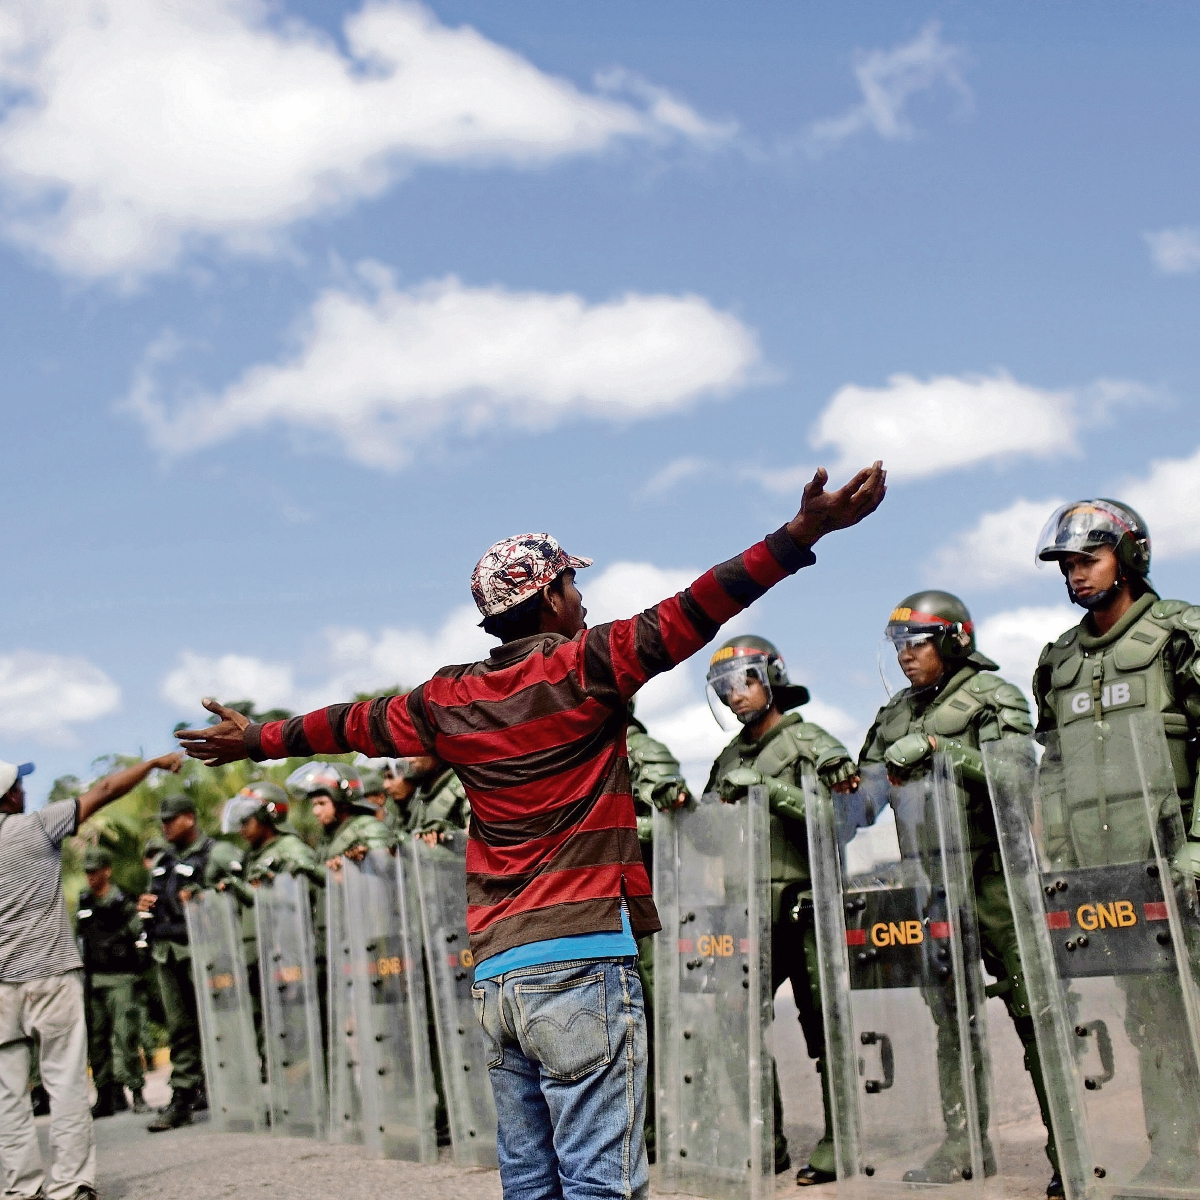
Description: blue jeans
472,957,648,1200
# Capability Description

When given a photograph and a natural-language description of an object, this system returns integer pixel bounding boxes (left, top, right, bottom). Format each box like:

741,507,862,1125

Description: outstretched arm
176,463,885,767
78,753,183,825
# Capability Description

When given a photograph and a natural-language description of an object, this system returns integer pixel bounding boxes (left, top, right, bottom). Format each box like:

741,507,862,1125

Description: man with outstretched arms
1033,499,1200,1183
176,463,885,1200
705,635,854,1186
862,591,1059,1195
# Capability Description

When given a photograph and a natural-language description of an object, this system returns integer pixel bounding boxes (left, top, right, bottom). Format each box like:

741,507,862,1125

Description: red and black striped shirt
246,527,815,962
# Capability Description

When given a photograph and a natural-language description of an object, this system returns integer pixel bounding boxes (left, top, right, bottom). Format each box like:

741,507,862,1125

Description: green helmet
706,634,810,726
1035,498,1154,603
885,591,998,670
220,780,291,834
286,762,375,816
359,768,386,798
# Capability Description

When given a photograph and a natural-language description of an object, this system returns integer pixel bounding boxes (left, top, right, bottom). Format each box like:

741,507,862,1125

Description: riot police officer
1033,499,1200,1186
704,635,855,1185
626,711,690,1164
409,759,470,841
138,794,221,1131
76,846,148,1116
288,762,394,865
221,781,321,886
863,592,1058,1192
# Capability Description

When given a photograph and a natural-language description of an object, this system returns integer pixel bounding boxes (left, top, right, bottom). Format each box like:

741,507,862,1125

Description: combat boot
112,1085,129,1112
131,1088,150,1114
146,1088,193,1132
90,1082,117,1119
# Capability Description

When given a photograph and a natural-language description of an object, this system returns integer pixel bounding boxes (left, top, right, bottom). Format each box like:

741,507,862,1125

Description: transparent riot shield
806,755,992,1192
412,830,499,1167
342,847,438,1162
255,874,327,1139
984,710,1200,1199
186,889,266,1133
652,784,772,1200
326,866,364,1146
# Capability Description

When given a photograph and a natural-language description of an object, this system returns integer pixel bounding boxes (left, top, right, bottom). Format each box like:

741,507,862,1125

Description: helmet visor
221,796,260,835
286,761,342,798
1035,501,1131,566
884,625,941,650
705,657,773,730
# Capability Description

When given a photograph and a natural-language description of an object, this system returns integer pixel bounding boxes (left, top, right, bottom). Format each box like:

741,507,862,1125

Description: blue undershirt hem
473,903,637,982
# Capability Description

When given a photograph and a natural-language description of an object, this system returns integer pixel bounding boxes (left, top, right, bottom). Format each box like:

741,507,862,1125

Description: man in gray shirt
0,751,182,1200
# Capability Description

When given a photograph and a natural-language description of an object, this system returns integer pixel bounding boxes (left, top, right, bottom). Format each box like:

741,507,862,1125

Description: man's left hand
175,699,252,765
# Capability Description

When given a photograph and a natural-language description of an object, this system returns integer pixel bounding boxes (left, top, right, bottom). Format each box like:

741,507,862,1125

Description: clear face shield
705,656,773,731
1034,501,1127,568
877,625,941,698
285,761,341,798
220,795,260,835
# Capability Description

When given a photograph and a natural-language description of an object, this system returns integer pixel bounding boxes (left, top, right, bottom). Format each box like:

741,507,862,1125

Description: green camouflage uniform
627,721,690,1162
861,662,1057,1170
409,766,471,1146
706,711,854,1176
76,885,146,1093
318,812,396,860
409,768,470,836
1033,590,1200,1171
148,833,225,1094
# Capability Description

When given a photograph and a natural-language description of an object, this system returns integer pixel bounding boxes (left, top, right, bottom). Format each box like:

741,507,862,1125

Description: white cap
0,760,35,797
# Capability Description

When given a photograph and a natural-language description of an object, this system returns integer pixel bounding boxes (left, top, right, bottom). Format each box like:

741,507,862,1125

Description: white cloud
809,371,1077,483
975,605,1077,702
1119,443,1200,561
127,269,760,467
638,456,708,498
161,651,299,714
1143,227,1200,275
0,651,120,744
927,496,1066,590
0,0,728,280
807,22,970,152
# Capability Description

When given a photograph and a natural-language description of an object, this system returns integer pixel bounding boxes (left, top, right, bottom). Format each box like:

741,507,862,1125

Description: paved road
37,991,1053,1200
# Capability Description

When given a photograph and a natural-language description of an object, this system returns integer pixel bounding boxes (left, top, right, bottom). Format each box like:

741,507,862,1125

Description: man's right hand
136,893,157,913
175,699,252,765
786,462,887,549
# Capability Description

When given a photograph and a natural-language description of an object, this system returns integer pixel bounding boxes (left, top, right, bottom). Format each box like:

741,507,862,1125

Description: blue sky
4,1,1200,799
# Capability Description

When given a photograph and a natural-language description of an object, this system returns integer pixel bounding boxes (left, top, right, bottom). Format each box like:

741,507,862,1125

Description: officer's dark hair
482,573,567,642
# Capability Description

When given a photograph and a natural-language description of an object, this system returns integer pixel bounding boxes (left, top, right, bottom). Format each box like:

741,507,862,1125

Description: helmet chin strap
1066,565,1125,611
1070,571,1123,609
734,681,774,725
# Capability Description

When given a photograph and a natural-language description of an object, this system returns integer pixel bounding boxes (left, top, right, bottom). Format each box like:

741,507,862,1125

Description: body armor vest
707,713,850,918
1039,596,1200,864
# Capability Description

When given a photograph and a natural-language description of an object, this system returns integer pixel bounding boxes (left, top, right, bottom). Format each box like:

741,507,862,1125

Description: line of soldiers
679,496,1200,1199
74,496,1199,1200
71,755,469,1132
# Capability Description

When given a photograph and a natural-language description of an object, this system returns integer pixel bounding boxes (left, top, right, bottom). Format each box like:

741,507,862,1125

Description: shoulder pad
1174,605,1200,633
626,732,680,767
1052,625,1079,651
1152,599,1189,620
966,672,1001,695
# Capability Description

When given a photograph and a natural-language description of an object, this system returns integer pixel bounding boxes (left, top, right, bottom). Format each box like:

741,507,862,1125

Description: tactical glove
719,767,806,822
